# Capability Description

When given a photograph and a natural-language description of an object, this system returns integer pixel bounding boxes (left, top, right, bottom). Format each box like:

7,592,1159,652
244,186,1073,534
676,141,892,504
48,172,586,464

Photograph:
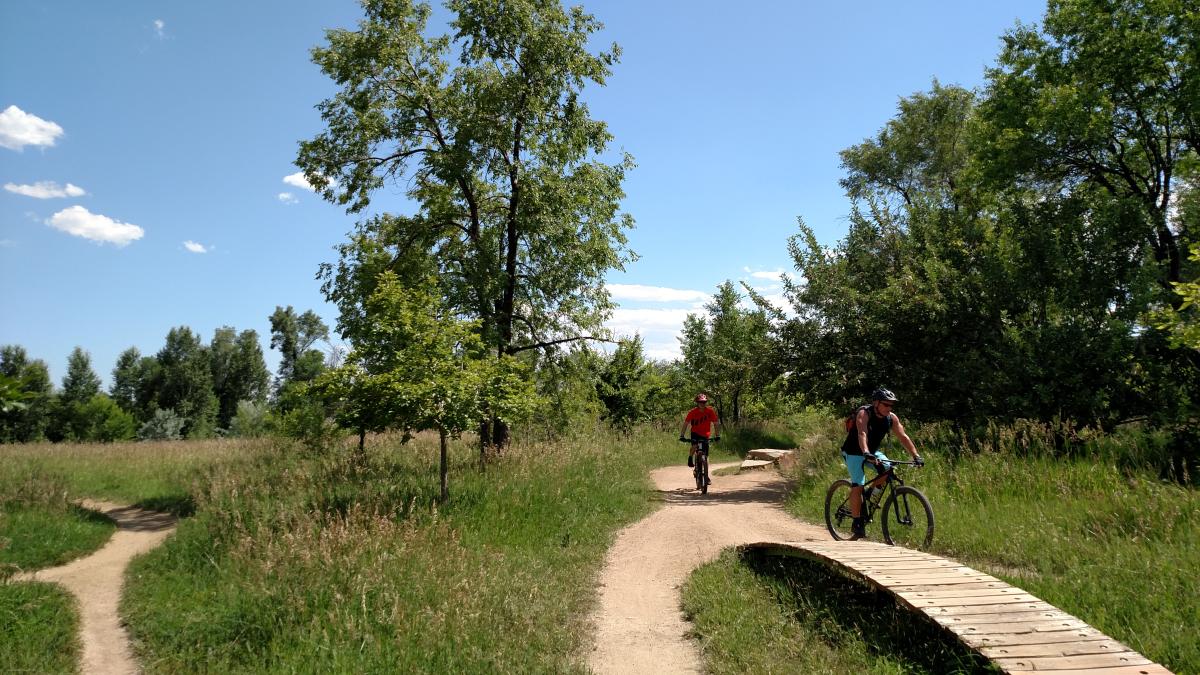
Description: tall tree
680,282,771,423
210,327,271,429
595,336,667,432
310,273,534,495
0,345,52,442
297,0,634,447
156,327,218,438
979,0,1198,294
269,306,329,403
61,347,101,405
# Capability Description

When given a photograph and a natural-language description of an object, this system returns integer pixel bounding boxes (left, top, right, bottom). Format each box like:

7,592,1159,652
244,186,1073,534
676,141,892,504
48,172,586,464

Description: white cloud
4,181,86,199
46,206,144,247
0,239,14,248
153,19,165,38
277,192,298,204
0,106,64,151
183,240,207,253
283,172,316,191
607,284,709,304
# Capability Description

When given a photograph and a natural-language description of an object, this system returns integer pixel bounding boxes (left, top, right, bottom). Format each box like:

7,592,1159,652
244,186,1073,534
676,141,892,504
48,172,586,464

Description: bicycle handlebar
678,436,720,442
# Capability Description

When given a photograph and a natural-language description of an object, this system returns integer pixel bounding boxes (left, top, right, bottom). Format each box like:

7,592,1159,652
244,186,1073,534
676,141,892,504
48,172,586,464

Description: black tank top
841,405,893,455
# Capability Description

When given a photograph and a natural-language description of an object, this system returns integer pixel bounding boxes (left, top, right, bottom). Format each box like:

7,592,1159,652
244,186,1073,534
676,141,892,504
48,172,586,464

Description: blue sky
1,1,1047,385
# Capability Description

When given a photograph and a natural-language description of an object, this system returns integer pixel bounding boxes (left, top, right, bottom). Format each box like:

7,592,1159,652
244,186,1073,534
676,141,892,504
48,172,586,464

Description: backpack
844,405,867,433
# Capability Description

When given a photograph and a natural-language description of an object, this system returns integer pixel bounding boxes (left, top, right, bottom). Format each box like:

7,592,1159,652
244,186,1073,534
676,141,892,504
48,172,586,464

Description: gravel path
586,462,829,674
14,500,177,675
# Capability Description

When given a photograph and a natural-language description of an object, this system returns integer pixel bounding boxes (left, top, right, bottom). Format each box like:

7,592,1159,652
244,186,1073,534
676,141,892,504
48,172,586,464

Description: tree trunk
439,427,449,503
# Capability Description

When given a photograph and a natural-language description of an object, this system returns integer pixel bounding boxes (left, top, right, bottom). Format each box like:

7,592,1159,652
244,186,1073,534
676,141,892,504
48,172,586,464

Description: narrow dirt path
14,500,177,675
587,462,829,675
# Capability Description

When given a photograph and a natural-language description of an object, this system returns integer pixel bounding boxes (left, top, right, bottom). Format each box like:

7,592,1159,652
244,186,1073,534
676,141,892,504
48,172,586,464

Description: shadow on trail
655,479,793,506
98,505,177,533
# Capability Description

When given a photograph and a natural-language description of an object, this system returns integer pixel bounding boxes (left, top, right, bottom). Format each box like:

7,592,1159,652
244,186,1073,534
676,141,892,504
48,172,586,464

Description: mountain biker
842,387,923,540
679,394,720,479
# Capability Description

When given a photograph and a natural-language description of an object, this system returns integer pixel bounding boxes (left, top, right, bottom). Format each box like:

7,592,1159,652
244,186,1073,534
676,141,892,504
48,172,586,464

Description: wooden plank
898,587,1034,600
906,594,1042,608
932,609,1076,625
959,627,1106,647
1004,666,1173,675
922,601,1056,616
979,638,1134,659
957,618,1092,635
994,651,1153,671
864,573,997,585
891,581,1010,593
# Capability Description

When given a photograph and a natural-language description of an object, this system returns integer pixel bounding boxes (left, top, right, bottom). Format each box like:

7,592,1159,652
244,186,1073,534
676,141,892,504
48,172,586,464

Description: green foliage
209,327,271,430
595,336,669,432
299,0,635,448
0,348,53,443
155,327,218,438
268,307,329,404
227,400,276,438
138,408,186,441
60,346,100,405
681,281,774,423
1152,243,1200,350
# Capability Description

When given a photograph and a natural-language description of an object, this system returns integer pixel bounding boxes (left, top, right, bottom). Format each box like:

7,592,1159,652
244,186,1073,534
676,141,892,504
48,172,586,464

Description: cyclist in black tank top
842,388,924,540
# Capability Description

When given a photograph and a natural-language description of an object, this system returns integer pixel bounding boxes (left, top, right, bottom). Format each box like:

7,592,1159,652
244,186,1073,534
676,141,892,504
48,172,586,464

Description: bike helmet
695,393,708,403
871,387,899,402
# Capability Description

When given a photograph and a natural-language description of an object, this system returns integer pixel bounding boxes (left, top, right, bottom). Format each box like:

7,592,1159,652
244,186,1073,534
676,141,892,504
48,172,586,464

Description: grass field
2,415,1193,674
0,581,79,674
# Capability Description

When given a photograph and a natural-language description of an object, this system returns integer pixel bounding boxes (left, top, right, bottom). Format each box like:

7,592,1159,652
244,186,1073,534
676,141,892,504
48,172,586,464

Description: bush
138,408,186,441
279,402,341,453
227,400,275,438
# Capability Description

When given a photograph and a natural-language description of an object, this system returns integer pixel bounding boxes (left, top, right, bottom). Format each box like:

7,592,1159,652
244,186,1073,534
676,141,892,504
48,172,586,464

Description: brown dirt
586,462,829,674
14,500,177,675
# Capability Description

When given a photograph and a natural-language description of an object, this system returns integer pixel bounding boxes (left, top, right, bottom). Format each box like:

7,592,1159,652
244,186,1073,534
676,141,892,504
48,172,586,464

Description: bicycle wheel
824,479,856,540
881,485,934,549
700,455,709,494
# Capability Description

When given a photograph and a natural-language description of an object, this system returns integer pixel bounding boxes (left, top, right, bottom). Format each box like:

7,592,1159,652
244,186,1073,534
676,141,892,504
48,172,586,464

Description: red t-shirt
686,406,719,437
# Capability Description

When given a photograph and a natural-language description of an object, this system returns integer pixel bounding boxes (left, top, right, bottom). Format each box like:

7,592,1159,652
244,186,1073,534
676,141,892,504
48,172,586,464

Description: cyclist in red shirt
679,393,720,469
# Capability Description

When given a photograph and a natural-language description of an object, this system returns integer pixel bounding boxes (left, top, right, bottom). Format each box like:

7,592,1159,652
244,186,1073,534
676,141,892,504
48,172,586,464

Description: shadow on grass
722,425,801,458
739,548,1000,674
132,493,196,518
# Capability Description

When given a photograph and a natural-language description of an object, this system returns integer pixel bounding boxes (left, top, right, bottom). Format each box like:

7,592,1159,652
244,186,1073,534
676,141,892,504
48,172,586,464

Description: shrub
138,408,186,441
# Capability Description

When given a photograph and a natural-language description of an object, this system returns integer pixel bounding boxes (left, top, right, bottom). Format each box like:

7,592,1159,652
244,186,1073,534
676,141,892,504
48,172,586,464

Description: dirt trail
586,462,829,675
15,500,177,675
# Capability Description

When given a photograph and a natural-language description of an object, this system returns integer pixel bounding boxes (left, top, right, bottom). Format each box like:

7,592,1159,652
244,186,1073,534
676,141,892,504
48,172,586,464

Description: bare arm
890,414,920,460
856,409,871,454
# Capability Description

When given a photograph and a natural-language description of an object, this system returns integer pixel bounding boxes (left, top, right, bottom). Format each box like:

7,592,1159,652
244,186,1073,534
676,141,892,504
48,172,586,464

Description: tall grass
781,417,1199,673
0,581,79,674
0,466,114,571
120,428,734,673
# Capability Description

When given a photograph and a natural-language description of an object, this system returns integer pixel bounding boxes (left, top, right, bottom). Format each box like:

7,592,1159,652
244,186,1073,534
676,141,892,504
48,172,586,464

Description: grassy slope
120,429,735,673
0,581,80,674
780,421,1199,673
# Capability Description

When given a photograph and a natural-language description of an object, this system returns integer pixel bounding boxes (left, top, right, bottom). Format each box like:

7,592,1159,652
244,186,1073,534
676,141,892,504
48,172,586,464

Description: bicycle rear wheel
881,485,934,549
824,479,856,540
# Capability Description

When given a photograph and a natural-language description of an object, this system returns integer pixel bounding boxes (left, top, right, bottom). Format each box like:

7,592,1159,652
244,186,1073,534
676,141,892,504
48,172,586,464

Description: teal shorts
842,451,891,486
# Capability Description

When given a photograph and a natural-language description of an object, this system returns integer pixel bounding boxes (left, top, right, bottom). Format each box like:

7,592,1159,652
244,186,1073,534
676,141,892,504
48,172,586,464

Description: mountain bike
680,436,718,494
824,459,934,549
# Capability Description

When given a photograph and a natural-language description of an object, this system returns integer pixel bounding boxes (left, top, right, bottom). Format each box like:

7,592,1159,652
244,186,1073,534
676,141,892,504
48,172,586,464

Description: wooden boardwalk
740,540,1173,675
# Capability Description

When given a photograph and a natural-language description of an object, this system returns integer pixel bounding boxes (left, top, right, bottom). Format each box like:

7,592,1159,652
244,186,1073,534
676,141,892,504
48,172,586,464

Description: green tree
595,336,668,432
269,306,329,406
298,0,634,447
311,273,535,498
210,327,271,429
979,0,1198,295
110,347,142,413
50,347,103,441
680,282,772,424
0,346,52,442
156,327,218,438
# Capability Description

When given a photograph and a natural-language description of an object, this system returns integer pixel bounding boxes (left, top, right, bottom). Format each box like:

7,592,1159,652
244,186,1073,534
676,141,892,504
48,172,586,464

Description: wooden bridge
740,540,1173,675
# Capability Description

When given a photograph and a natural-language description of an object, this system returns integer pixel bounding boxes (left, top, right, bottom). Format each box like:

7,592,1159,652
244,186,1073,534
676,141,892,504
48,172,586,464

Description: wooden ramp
740,540,1173,675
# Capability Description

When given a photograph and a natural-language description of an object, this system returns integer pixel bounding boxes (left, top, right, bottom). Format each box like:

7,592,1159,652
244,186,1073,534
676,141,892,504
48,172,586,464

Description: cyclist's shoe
687,455,694,468
849,517,867,540
705,476,712,485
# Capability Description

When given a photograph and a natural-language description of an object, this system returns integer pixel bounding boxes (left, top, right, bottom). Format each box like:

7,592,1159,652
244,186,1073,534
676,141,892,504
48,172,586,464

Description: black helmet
871,387,899,402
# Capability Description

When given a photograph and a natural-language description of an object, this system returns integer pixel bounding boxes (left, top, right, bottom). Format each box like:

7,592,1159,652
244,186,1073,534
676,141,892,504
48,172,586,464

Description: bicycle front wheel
824,479,856,541
881,485,934,549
